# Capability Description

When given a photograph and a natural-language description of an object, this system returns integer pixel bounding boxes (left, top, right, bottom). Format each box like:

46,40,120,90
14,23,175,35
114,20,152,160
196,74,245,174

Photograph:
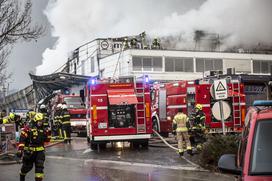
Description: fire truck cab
151,77,246,135
86,76,152,149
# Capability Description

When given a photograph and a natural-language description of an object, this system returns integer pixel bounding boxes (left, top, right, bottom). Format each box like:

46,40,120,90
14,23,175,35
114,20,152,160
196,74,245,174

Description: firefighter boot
187,148,193,156
20,174,25,181
178,149,184,157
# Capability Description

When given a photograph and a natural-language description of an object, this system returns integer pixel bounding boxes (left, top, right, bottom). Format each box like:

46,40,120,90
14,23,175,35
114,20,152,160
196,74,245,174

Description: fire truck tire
90,141,98,150
160,132,169,138
131,141,140,149
141,140,149,149
87,136,90,143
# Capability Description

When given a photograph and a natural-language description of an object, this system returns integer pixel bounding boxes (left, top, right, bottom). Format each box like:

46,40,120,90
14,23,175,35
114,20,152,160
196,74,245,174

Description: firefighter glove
16,150,23,158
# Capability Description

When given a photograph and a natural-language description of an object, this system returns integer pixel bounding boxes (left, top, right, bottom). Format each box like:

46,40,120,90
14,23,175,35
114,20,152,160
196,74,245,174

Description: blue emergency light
253,100,272,107
91,79,96,85
144,75,149,83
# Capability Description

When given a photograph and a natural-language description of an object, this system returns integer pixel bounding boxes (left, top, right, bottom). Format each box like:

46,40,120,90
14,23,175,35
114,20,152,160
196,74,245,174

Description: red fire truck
151,78,246,136
86,76,152,149
51,94,87,135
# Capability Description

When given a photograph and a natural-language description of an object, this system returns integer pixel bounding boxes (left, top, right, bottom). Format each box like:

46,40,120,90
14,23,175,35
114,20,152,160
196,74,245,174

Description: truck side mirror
218,154,241,175
80,90,85,103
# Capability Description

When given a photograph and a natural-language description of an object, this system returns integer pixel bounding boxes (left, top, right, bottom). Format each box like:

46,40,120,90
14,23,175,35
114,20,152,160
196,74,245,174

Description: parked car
218,100,272,181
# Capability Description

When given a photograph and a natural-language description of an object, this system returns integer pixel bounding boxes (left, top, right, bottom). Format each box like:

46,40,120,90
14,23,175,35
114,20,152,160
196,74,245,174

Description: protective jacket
173,112,189,132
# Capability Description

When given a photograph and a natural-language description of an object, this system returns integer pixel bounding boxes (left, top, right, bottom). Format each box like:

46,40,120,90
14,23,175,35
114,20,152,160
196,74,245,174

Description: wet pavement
0,137,235,181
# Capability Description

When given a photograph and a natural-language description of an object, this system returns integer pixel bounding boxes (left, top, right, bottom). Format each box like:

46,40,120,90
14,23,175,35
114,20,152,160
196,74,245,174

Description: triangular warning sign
216,81,226,91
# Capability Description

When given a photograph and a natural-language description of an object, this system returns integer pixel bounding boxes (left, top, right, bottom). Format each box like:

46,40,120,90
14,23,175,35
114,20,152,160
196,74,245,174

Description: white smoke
36,0,272,75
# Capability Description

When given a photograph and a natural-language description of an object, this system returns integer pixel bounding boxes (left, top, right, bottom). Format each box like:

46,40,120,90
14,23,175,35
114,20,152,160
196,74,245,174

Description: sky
7,0,204,90
6,0,272,91
7,0,56,91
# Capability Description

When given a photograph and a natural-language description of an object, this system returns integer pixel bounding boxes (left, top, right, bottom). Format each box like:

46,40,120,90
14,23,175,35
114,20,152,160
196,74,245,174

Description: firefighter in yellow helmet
0,112,17,124
151,37,161,49
17,113,51,181
172,108,192,156
193,104,206,129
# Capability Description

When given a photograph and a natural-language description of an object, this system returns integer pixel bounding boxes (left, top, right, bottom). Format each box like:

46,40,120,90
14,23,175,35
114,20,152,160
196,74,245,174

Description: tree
0,0,45,87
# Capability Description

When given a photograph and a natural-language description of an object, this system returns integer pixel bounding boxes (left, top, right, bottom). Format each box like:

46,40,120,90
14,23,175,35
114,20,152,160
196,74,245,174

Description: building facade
67,37,272,81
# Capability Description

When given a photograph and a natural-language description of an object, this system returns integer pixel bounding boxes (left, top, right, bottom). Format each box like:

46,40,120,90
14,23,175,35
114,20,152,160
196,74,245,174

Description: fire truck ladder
232,80,242,127
135,82,146,134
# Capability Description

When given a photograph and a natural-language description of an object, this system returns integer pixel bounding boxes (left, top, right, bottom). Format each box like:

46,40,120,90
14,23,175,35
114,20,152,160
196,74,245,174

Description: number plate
98,123,107,129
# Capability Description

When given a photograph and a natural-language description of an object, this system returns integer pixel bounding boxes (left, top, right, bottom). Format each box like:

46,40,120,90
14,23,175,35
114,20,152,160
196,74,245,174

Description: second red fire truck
86,76,152,149
151,77,246,136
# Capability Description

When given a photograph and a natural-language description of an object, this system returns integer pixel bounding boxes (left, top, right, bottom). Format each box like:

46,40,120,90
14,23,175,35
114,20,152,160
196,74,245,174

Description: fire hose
152,129,199,167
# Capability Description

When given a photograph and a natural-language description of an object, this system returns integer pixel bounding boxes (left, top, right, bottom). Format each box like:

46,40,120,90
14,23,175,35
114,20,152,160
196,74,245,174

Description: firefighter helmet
40,104,46,109
57,104,62,108
195,104,203,110
61,104,68,109
34,113,44,122
9,113,15,119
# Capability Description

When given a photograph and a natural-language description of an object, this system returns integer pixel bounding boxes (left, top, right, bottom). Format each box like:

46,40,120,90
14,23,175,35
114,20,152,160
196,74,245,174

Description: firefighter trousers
62,124,71,143
176,131,192,152
20,150,45,181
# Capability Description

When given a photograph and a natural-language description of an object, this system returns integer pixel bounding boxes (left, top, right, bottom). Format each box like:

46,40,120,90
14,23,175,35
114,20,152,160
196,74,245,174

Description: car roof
256,108,272,121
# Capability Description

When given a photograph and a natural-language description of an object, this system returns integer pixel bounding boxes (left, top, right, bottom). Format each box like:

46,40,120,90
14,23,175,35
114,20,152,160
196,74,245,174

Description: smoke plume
36,0,272,75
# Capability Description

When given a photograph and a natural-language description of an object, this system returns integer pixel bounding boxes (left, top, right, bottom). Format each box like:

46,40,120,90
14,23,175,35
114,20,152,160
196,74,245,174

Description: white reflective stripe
90,94,107,97
144,93,150,95
167,94,186,98
202,104,210,108
231,80,239,83
108,94,136,98
233,102,246,106
91,106,108,110
167,105,186,109
94,134,151,141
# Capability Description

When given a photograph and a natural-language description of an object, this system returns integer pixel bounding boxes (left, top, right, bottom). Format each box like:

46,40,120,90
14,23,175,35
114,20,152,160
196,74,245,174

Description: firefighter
17,113,51,181
123,38,129,50
130,37,138,49
172,108,192,156
0,109,7,119
60,104,71,143
53,103,63,139
191,104,206,150
26,109,36,126
192,104,206,129
40,104,49,129
151,37,161,49
0,112,18,124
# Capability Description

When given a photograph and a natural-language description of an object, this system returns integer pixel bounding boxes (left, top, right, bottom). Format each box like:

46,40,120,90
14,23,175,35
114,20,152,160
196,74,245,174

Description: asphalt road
0,137,235,181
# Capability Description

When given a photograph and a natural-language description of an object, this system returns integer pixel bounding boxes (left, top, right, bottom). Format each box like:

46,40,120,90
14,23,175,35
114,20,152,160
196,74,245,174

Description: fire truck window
143,57,152,71
63,97,85,109
132,57,142,71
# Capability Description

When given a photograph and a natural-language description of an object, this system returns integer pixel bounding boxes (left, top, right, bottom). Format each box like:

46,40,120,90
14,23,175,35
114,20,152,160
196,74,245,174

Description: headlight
167,116,171,121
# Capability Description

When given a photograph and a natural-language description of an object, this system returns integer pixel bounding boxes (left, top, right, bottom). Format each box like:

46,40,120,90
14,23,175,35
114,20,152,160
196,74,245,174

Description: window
132,57,142,71
81,60,85,75
165,57,193,72
132,56,162,71
253,60,272,74
250,120,272,174
196,58,223,72
153,57,162,71
91,57,95,73
143,57,152,71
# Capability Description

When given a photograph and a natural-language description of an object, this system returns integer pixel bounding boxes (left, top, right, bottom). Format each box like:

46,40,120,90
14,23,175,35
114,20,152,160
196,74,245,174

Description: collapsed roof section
29,72,92,102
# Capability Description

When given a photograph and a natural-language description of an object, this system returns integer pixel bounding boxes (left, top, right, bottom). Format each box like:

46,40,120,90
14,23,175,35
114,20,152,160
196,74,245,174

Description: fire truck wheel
160,132,169,138
90,142,98,150
87,136,90,143
141,140,149,149
131,141,140,149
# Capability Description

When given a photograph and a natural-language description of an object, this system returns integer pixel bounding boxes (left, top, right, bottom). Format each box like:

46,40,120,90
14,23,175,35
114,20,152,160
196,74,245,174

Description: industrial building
67,34,272,81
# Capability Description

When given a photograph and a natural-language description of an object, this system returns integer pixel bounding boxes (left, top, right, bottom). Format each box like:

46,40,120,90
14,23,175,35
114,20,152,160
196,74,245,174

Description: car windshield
64,97,85,109
250,119,272,175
